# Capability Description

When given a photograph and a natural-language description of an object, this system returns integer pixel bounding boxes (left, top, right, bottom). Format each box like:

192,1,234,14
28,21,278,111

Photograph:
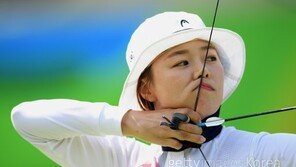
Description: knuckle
170,140,181,148
190,124,202,133
198,127,203,133
196,128,203,135
179,123,202,135
182,108,192,114
190,112,201,123
195,112,202,120
177,131,188,139
178,122,186,129
185,108,192,114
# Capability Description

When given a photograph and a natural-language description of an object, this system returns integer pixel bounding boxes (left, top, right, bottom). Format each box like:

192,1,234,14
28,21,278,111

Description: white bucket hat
119,11,246,110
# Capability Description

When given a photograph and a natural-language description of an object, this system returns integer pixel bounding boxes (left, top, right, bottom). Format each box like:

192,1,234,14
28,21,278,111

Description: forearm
11,99,129,142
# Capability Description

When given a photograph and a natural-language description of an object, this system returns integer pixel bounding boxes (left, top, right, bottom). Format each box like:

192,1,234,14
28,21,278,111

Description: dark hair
136,66,155,110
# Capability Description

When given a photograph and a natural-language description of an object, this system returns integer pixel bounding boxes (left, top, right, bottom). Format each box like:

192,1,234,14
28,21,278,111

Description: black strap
162,107,222,152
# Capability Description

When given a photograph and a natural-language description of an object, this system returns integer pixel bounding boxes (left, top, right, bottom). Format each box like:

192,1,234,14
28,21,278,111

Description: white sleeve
252,132,296,167
10,99,152,167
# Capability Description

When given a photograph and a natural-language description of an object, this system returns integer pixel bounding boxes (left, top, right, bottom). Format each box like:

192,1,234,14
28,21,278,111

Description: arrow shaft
197,106,296,127
225,106,296,122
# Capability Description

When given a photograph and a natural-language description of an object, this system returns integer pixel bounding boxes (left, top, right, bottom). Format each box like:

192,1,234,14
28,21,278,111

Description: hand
121,108,205,150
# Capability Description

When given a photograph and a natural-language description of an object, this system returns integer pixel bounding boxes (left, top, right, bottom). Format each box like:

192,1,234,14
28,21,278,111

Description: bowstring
194,0,221,166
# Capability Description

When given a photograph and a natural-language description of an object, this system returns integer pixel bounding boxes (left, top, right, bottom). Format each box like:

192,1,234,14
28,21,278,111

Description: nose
193,60,210,80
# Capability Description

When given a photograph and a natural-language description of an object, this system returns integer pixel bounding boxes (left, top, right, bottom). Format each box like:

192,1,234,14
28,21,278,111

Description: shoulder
217,126,258,143
208,126,259,159
220,127,296,150
214,127,296,161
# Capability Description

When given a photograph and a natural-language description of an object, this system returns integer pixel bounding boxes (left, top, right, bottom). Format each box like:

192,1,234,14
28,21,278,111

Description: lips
201,83,215,91
193,82,215,91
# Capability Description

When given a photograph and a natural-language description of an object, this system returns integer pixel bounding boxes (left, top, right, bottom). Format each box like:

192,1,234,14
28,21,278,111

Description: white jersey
11,99,296,167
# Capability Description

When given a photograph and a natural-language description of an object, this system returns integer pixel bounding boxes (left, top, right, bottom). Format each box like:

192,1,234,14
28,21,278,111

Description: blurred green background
0,0,295,166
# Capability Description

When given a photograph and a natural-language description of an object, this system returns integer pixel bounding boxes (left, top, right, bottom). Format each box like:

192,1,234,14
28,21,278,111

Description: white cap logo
180,19,189,27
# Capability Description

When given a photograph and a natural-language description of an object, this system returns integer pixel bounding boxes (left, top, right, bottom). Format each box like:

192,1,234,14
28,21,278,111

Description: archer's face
148,39,224,119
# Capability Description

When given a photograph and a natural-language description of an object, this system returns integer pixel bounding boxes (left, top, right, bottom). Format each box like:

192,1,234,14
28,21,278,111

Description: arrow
197,106,296,127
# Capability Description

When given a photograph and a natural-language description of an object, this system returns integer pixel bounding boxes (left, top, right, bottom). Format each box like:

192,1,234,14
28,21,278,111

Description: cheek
154,69,184,93
213,64,224,96
152,68,191,102
218,65,224,86
212,63,224,82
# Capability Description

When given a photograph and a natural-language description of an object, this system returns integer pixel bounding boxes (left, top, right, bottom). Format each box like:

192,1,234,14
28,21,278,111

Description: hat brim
119,27,246,110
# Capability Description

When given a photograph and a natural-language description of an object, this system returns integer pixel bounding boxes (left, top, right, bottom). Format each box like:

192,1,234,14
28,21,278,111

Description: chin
196,101,221,119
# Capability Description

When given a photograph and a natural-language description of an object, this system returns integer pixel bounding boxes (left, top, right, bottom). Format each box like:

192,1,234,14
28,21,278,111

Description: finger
160,138,183,150
171,113,190,123
170,130,206,144
160,122,170,127
178,122,202,135
178,108,202,123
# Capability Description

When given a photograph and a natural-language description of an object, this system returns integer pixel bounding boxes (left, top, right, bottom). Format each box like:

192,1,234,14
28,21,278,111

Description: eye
206,56,217,62
174,60,189,67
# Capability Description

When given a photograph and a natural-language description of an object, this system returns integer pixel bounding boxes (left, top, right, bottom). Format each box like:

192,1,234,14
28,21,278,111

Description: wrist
121,109,137,137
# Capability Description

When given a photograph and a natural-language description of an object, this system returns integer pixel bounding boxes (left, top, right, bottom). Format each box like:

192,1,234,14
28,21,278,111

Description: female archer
11,11,296,167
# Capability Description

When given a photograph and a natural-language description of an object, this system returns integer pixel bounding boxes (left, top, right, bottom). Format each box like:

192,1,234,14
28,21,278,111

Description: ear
139,79,157,102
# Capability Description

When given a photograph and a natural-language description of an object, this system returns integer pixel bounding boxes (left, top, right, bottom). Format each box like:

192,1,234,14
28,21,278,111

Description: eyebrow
165,45,216,60
200,45,216,51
